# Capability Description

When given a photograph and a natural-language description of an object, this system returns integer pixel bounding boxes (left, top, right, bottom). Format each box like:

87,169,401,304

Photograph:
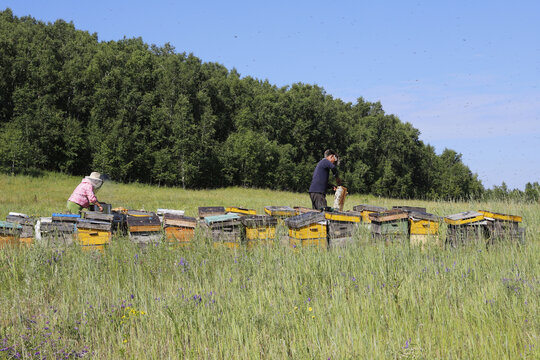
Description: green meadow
0,173,538,359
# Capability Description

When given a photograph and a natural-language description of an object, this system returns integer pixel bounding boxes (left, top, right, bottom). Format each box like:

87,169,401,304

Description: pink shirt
68,179,98,208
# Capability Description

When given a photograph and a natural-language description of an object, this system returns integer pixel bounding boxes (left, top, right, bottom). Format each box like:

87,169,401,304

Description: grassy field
0,173,538,359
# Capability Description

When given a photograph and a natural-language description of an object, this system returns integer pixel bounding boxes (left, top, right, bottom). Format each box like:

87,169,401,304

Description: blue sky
4,0,540,189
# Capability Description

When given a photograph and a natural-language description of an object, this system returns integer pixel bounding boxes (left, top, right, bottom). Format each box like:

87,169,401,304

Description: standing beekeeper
308,149,342,210
67,172,104,213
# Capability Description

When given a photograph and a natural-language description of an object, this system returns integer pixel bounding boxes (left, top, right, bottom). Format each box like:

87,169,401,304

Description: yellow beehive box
165,226,195,246
289,236,327,249
324,211,361,223
213,241,240,249
478,210,522,223
264,206,297,218
352,205,387,223
444,211,484,226
409,219,439,235
246,226,276,241
410,234,442,248
0,235,18,248
288,222,327,240
77,228,111,251
19,237,34,246
226,207,257,216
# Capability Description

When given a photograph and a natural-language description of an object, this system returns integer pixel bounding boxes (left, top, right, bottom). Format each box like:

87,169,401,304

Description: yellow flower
312,315,315,319
308,307,313,312
123,339,128,343
140,311,145,315
294,306,298,310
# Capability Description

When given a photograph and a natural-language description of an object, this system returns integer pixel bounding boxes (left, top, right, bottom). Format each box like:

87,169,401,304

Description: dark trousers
309,192,327,210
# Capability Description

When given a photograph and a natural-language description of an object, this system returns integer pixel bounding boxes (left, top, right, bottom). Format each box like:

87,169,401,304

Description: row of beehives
0,204,525,251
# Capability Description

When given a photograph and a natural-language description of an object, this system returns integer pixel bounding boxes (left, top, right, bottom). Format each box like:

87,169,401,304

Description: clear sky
4,0,540,190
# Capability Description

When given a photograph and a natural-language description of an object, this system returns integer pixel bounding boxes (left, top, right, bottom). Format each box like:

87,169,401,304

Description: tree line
2,9,535,201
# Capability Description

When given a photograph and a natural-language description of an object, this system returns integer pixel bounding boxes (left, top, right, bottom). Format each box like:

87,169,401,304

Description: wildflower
294,306,298,310
308,307,313,312
312,315,315,319
123,339,128,344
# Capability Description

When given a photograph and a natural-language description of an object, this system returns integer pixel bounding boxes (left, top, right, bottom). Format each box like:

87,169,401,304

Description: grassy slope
0,173,538,359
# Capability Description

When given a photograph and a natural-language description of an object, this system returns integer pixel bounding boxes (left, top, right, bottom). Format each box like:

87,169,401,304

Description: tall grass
0,173,538,359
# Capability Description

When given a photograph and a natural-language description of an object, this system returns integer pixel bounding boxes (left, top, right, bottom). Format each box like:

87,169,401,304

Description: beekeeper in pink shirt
67,172,104,213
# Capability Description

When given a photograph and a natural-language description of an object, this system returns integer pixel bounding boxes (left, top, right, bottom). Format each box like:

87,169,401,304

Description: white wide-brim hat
85,172,102,181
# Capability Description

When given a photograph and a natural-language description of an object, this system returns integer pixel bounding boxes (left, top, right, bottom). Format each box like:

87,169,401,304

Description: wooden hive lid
352,204,387,213
240,215,278,227
408,211,439,222
285,211,325,229
368,209,409,222
204,213,240,225
444,211,484,225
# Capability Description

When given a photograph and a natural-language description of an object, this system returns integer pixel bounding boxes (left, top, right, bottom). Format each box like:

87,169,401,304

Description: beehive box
76,219,112,252
240,215,278,248
205,214,242,248
408,211,440,247
392,206,427,213
264,206,297,219
52,213,81,223
325,211,362,248
0,221,22,247
126,211,162,245
479,210,525,243
37,218,76,246
352,205,387,223
293,206,318,214
226,207,257,216
285,212,327,249
163,214,197,246
369,209,409,241
198,207,226,219
157,208,185,224
6,213,35,245
444,211,487,247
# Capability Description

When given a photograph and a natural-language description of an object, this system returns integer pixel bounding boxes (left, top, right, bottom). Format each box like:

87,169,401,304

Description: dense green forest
1,9,537,200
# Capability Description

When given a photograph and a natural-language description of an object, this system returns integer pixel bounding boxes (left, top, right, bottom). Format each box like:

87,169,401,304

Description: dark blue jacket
309,158,338,193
